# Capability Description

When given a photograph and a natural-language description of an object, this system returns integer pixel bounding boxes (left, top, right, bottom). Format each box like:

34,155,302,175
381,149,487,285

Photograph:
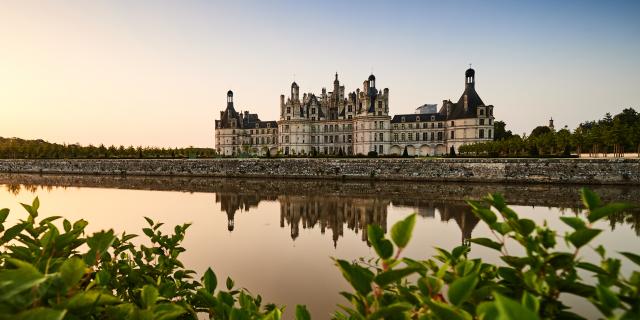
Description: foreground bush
0,189,638,319
334,189,639,319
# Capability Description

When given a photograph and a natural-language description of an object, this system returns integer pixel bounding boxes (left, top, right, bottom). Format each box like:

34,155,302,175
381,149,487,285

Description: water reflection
3,173,640,242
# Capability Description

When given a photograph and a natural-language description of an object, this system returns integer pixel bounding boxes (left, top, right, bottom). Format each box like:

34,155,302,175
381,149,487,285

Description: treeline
460,108,640,157
0,137,217,159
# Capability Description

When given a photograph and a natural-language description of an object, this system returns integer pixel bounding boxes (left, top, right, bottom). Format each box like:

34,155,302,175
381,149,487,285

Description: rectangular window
408,133,413,141
479,129,485,138
401,133,405,141
479,119,485,125
379,132,383,141
450,131,455,139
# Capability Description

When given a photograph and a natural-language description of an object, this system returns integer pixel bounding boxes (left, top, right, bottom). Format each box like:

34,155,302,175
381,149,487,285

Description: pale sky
1,0,639,148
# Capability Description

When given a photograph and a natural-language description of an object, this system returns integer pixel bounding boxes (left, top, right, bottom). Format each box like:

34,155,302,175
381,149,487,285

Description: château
215,68,495,156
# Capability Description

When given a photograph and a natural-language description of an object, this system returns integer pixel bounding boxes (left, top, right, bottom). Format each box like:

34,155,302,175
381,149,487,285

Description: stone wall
0,158,638,185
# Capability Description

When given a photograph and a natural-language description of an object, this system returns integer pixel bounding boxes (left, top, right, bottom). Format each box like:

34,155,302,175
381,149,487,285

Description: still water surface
0,174,639,319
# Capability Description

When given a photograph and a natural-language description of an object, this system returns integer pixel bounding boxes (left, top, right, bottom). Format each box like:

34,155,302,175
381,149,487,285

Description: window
408,133,413,141
489,129,492,138
437,132,443,140
401,124,405,129
401,133,405,141
422,123,427,129
451,121,455,126
379,145,383,154
450,131,455,139
379,122,384,129
423,132,428,140
348,105,352,112
286,116,290,120
430,132,434,141
479,109,485,116
312,108,316,114
416,116,420,121
348,115,352,119
379,132,383,141
401,116,406,122
479,129,485,138
479,119,485,125
431,116,435,121
285,125,290,132
286,107,291,113
393,133,398,141
285,136,290,143
438,123,443,128
409,123,413,129
267,123,271,128
393,124,398,129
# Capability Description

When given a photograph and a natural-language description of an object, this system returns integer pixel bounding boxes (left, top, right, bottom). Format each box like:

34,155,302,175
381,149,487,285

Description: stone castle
215,68,494,156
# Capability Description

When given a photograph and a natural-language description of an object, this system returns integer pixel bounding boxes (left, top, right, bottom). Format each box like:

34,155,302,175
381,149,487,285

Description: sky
1,0,639,148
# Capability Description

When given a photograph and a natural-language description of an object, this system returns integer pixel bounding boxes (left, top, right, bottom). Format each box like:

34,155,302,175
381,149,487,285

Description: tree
493,120,513,141
402,146,409,157
530,126,551,138
449,145,456,157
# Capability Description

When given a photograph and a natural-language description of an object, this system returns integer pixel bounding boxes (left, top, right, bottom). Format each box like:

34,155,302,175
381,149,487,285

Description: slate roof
391,113,446,123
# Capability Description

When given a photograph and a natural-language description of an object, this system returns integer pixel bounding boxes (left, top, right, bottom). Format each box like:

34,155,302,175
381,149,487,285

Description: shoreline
0,158,638,185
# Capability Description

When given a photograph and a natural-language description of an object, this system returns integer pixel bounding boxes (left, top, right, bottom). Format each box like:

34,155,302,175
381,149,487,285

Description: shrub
0,199,289,319
333,189,639,319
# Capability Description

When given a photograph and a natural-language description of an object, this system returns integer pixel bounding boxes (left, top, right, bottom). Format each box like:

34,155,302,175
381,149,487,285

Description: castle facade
215,68,494,156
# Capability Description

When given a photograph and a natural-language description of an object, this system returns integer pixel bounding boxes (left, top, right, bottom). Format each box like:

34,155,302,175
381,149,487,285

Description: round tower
465,68,475,89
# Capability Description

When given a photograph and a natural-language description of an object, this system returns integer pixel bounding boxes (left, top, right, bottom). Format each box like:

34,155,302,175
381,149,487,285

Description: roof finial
468,63,472,69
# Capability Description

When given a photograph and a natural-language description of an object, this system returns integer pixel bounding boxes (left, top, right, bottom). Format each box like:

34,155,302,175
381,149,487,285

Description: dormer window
431,116,435,121
401,116,406,122
267,123,271,128
416,116,420,121
286,107,291,114
479,109,485,116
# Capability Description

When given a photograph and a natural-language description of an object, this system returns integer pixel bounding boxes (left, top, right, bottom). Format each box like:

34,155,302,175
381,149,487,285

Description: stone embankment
0,158,638,185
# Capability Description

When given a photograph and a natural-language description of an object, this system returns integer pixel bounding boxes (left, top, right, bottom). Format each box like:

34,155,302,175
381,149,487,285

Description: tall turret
465,68,475,90
291,82,299,101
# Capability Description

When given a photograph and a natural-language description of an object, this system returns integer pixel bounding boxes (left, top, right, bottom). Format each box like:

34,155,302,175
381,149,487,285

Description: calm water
0,174,639,319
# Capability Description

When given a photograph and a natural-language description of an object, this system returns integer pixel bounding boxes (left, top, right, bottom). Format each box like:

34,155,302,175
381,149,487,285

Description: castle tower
291,81,299,101
465,67,475,89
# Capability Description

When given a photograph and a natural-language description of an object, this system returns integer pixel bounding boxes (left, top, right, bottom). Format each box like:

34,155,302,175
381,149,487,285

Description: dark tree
449,146,456,157
493,120,513,141
530,126,552,138
402,146,409,157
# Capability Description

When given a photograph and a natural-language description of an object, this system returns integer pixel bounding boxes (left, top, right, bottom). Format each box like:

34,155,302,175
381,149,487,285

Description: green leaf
59,257,86,287
390,213,416,249
152,303,187,320
448,272,479,306
521,292,540,313
203,267,217,294
1,222,27,245
418,276,444,297
559,216,586,230
66,290,120,309
517,219,535,236
469,237,502,251
0,208,9,223
368,302,412,319
493,293,540,320
367,224,393,260
576,262,608,275
14,307,66,320
295,305,311,320
580,188,601,210
141,285,159,308
374,267,420,287
473,207,498,225
226,276,234,290
588,202,635,223
335,259,374,296
568,228,601,248
32,197,40,211
596,285,619,311
477,301,499,320
620,252,640,267
0,259,46,300
425,299,472,320
144,217,154,226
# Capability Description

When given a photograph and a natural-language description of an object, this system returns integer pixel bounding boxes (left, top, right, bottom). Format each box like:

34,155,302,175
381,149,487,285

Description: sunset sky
1,0,639,148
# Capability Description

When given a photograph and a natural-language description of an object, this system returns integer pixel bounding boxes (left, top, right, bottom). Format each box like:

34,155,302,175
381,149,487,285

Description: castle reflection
216,191,481,247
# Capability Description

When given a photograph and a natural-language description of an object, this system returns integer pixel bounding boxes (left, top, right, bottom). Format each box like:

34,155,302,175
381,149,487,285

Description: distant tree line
459,108,640,157
0,138,217,159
